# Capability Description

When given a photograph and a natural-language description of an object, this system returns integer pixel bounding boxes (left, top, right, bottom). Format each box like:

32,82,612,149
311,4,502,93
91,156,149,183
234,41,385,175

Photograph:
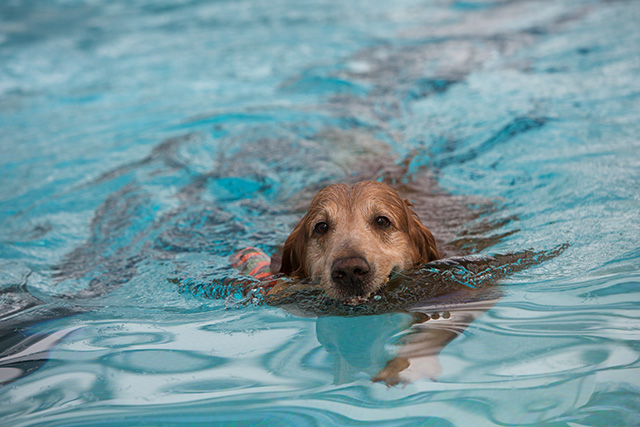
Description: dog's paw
373,354,443,386
373,357,411,387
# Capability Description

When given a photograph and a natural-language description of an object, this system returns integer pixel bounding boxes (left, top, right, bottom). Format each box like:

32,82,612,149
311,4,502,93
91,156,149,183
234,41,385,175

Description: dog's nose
331,256,371,289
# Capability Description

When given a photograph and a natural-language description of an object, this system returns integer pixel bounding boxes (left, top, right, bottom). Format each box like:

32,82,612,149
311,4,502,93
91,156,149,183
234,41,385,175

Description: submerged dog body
278,181,439,301
227,180,563,385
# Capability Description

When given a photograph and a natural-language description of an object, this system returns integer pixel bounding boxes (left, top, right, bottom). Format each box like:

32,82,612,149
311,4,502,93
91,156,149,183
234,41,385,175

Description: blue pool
1,0,639,425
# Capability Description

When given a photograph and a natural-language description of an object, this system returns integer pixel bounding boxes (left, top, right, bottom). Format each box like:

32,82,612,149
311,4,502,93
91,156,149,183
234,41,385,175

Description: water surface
1,0,639,425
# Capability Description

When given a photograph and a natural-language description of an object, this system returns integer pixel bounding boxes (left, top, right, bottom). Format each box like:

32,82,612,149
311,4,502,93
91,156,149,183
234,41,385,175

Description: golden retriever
229,179,559,385
278,180,439,303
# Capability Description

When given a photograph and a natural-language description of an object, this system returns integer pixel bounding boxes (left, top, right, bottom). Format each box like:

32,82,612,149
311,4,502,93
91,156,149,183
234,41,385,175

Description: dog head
279,181,439,301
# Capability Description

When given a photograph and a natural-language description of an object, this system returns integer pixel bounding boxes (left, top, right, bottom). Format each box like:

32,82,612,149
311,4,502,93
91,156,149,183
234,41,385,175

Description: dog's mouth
341,275,391,306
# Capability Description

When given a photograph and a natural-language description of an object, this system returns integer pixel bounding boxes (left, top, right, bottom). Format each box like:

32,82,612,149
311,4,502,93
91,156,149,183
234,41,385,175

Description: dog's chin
322,275,390,305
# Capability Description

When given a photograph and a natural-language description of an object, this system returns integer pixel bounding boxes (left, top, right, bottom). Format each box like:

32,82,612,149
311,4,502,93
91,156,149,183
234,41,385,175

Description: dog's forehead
309,182,405,218
308,184,350,215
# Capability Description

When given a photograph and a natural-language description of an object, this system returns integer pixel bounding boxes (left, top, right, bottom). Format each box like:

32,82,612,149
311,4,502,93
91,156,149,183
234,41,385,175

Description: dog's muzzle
330,256,373,296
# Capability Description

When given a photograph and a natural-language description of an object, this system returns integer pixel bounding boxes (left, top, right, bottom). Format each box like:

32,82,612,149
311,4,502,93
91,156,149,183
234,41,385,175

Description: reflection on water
1,0,640,425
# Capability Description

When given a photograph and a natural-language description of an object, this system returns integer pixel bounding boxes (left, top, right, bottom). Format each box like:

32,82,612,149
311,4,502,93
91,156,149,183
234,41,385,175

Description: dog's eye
313,222,329,235
374,216,391,228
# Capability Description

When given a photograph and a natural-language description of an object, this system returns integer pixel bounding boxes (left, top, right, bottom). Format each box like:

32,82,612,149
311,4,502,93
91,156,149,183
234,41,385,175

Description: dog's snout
331,256,371,290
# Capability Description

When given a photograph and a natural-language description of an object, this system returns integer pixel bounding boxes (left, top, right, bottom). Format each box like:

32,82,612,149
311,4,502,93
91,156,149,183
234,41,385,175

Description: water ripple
1,0,639,426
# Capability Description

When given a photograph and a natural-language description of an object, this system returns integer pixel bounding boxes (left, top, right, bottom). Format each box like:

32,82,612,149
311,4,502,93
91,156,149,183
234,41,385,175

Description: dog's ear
405,199,439,263
279,220,307,277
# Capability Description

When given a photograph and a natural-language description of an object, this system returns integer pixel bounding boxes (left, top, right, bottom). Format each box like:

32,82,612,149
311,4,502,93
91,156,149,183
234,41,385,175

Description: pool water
1,0,639,425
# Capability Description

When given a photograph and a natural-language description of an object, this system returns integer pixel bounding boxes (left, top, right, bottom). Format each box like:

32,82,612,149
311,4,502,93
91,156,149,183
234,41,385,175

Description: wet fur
278,181,439,301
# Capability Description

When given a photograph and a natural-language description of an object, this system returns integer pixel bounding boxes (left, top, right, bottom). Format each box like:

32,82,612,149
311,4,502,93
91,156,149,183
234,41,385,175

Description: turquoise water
1,0,639,425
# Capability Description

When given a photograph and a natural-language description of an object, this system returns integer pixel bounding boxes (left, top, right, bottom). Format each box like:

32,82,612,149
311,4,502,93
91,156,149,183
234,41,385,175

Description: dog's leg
374,300,497,385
